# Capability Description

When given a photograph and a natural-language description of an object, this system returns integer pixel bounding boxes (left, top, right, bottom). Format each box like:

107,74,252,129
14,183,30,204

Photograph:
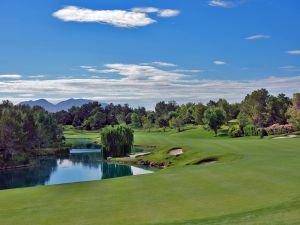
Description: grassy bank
0,126,299,225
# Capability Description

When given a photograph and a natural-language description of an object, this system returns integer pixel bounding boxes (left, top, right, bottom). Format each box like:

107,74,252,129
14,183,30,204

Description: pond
0,143,152,190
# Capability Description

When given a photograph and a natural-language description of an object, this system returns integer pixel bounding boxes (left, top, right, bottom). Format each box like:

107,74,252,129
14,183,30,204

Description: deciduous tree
203,108,226,136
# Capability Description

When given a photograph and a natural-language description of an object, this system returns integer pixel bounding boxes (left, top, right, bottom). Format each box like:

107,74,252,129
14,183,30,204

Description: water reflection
0,150,152,190
72,142,100,149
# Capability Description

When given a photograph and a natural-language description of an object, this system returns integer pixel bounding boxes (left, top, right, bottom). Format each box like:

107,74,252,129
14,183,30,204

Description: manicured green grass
0,126,299,225
63,125,100,145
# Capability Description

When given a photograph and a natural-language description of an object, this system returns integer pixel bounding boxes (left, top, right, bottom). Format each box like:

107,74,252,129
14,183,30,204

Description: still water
0,144,152,190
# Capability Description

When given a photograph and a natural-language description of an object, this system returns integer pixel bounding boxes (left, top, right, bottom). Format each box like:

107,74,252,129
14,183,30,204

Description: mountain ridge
19,98,106,112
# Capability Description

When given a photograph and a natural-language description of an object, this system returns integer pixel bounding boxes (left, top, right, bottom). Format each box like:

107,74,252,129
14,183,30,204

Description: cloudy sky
0,0,300,108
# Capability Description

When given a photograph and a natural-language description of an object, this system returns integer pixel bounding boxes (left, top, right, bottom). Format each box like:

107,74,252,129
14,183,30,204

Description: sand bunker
129,152,152,159
168,148,183,156
273,135,299,139
194,157,218,165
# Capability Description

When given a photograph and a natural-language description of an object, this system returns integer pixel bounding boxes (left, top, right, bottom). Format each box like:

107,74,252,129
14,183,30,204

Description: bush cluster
243,125,258,136
265,124,293,135
228,125,243,138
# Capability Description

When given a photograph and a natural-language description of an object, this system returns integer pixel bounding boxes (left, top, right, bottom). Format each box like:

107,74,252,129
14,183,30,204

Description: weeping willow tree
100,125,134,159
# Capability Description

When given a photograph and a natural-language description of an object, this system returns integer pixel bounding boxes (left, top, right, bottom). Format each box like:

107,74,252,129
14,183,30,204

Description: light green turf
0,126,299,225
63,125,100,145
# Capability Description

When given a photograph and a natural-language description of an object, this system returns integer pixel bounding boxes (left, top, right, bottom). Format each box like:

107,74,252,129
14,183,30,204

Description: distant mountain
19,99,57,112
55,99,94,112
19,98,107,112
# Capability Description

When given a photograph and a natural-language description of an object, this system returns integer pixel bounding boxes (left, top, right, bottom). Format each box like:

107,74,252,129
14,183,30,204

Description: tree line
54,89,300,135
0,101,63,166
1,89,299,164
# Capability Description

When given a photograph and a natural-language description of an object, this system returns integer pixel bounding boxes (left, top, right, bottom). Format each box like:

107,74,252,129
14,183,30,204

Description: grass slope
64,125,100,144
0,127,299,225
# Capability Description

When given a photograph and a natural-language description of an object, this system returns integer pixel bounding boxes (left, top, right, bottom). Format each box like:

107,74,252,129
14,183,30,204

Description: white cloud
245,35,271,40
80,66,96,69
82,63,204,78
53,6,180,28
86,68,119,74
208,0,233,8
131,8,180,17
53,6,156,28
149,61,177,67
280,66,296,69
2,66,299,108
131,7,159,13
280,66,300,71
213,60,226,65
3,63,294,107
157,9,180,17
0,74,22,79
287,50,300,55
28,75,45,78
1,75,299,109
83,63,186,81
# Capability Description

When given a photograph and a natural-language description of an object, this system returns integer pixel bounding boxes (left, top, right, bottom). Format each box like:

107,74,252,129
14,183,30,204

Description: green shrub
228,125,242,138
228,120,239,126
218,125,229,136
293,131,300,135
243,125,258,136
258,128,268,139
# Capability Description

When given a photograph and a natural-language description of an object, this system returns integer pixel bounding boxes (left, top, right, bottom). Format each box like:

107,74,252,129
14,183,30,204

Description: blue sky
0,0,299,108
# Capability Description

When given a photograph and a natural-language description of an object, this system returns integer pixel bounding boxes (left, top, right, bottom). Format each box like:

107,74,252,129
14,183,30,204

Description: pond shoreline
0,147,70,171
0,163,32,171
109,157,172,169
